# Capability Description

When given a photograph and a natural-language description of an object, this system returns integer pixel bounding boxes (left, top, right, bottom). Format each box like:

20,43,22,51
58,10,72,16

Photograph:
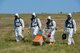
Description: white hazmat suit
44,16,56,44
64,13,76,45
14,13,25,42
29,13,41,38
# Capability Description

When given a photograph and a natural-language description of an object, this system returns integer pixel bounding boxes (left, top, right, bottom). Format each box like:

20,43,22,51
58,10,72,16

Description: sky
0,0,80,14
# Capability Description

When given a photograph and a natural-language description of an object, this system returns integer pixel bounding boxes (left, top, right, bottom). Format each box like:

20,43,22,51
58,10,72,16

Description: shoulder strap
36,18,40,28
19,18,22,26
51,20,53,26
36,18,38,23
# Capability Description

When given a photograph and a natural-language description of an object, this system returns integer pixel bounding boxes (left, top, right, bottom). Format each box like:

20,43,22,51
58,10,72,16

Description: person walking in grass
44,16,56,45
29,13,42,39
14,13,25,42
63,13,76,45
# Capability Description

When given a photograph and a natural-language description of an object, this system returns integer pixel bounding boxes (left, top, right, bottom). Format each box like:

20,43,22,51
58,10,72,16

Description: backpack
15,18,22,27
46,20,53,29
65,19,74,28
31,18,39,27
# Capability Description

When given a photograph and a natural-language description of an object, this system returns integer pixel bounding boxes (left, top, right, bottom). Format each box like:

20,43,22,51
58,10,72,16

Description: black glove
62,33,66,40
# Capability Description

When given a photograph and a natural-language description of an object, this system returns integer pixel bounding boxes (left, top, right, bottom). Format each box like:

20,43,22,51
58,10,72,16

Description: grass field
0,13,80,53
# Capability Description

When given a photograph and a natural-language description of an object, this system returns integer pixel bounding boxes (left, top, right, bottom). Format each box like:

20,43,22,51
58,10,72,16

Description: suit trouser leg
15,27,24,42
48,29,56,42
32,26,39,39
18,26,24,38
67,28,74,45
15,27,19,42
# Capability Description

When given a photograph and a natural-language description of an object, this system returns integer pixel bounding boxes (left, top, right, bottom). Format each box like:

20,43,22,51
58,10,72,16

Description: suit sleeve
73,19,76,32
37,18,42,29
29,21,31,29
20,19,25,28
53,21,56,28
52,20,56,29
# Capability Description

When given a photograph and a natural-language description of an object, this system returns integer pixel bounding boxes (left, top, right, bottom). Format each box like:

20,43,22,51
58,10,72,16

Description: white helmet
32,12,36,16
15,13,19,17
68,13,72,17
47,16,51,20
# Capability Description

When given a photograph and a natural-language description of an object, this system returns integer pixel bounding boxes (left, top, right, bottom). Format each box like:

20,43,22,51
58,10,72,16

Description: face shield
47,19,51,22
67,15,72,20
47,16,52,22
32,15,36,19
15,13,20,19
67,13,72,20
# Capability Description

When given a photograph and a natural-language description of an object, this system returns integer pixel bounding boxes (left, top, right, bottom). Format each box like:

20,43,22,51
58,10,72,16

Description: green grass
0,14,80,53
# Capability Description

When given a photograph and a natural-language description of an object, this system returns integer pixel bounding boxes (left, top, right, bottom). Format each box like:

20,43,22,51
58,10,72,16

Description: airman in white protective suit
29,13,42,39
64,13,76,45
14,13,25,42
44,16,56,45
